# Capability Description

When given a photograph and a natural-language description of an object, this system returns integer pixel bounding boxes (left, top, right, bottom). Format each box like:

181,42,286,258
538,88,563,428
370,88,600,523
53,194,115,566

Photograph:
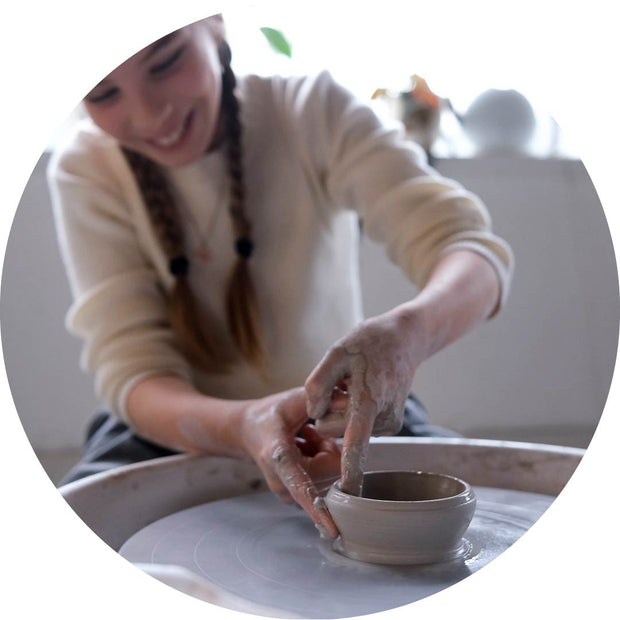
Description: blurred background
1,6,618,485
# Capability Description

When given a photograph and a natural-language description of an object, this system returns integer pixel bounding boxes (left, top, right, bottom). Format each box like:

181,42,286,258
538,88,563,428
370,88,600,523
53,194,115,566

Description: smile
149,111,193,149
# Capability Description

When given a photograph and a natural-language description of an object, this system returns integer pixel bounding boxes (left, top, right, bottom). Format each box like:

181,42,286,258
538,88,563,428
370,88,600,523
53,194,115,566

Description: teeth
154,124,184,147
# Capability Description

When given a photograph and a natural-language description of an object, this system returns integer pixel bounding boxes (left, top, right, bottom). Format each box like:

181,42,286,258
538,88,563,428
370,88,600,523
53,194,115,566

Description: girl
48,15,513,539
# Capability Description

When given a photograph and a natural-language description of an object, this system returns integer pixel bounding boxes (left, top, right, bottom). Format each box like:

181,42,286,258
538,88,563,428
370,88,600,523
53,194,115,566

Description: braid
120,39,267,374
219,40,267,370
123,148,183,258
122,148,236,372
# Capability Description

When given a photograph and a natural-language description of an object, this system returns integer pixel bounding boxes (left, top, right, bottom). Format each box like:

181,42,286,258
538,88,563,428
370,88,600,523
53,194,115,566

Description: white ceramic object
325,470,476,565
460,88,537,154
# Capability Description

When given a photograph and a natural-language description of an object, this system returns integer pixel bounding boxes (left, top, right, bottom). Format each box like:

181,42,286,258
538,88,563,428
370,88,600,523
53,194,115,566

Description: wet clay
325,470,476,565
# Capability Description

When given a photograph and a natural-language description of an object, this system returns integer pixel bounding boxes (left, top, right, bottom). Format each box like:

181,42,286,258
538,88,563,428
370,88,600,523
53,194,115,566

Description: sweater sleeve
47,123,193,421
280,71,514,314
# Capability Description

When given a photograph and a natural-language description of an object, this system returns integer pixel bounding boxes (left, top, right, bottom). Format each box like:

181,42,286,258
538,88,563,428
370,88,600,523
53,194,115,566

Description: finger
271,443,339,539
276,489,295,504
314,387,349,437
305,346,350,421
295,436,313,457
330,385,349,410
260,462,295,504
275,386,310,430
314,410,347,437
297,423,331,455
340,385,376,496
305,451,341,494
300,427,341,493
303,424,341,454
295,428,321,457
336,378,350,392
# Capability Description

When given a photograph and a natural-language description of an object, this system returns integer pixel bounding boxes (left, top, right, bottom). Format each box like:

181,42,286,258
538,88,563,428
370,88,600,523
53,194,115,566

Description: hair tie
169,254,190,277
235,237,254,259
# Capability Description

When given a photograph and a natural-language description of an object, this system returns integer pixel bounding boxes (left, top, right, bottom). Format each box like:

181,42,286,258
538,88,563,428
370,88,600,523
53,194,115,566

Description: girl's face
84,19,224,167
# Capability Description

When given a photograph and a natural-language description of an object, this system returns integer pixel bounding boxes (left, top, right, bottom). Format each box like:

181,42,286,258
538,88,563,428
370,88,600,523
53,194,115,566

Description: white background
1,1,618,618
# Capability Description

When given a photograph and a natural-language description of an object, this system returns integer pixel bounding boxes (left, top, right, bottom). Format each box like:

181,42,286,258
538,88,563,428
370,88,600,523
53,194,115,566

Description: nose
128,89,173,138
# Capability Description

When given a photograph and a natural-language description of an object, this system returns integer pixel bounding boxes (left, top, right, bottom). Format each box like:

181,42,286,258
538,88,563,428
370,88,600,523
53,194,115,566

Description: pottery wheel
120,486,554,618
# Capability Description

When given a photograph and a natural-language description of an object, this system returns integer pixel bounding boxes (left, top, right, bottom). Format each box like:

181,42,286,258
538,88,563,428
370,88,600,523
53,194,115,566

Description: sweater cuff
438,241,514,318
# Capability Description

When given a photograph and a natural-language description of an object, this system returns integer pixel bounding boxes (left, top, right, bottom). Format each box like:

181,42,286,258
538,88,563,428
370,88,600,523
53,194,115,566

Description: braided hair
122,40,265,373
219,40,265,370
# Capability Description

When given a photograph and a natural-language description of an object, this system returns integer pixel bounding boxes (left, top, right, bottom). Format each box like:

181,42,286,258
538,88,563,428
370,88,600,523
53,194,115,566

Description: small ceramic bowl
325,470,476,565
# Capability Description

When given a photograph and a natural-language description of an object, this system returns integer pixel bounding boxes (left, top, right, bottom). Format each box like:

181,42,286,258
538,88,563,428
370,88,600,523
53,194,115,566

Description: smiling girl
48,14,513,538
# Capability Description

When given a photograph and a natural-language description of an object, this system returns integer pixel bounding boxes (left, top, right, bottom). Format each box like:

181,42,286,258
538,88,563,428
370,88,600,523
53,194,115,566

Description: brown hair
122,40,266,373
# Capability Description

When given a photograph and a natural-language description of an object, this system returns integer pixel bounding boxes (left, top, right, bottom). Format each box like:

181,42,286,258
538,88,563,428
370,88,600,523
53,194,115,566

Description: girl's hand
305,308,430,496
239,387,341,539
304,250,502,497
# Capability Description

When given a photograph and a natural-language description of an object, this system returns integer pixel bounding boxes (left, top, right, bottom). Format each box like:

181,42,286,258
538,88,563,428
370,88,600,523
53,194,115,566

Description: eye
85,86,120,104
150,46,185,75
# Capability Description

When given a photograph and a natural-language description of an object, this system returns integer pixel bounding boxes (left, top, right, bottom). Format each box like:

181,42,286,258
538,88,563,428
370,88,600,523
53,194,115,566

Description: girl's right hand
238,387,341,539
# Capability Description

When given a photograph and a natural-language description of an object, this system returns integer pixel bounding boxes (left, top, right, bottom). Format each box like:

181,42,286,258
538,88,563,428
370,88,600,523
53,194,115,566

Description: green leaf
259,27,292,58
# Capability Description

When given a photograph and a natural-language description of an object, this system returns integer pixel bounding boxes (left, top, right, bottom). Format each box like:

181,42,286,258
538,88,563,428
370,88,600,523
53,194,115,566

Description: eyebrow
142,31,180,62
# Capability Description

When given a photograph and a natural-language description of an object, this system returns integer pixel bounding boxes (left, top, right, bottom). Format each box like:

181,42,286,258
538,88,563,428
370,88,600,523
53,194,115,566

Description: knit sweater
48,71,514,422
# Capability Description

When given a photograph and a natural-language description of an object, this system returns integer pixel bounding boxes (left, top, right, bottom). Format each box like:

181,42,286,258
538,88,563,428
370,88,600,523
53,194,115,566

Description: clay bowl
325,470,476,565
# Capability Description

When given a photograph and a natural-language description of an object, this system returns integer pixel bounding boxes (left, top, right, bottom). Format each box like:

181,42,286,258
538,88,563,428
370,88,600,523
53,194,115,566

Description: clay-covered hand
305,309,429,496
239,387,341,539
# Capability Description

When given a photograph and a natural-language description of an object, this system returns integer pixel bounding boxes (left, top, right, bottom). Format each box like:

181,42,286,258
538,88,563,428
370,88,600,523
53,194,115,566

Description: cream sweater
48,71,514,421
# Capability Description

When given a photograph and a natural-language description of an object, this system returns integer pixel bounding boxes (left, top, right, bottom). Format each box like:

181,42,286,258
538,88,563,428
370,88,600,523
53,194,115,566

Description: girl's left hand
305,308,430,495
